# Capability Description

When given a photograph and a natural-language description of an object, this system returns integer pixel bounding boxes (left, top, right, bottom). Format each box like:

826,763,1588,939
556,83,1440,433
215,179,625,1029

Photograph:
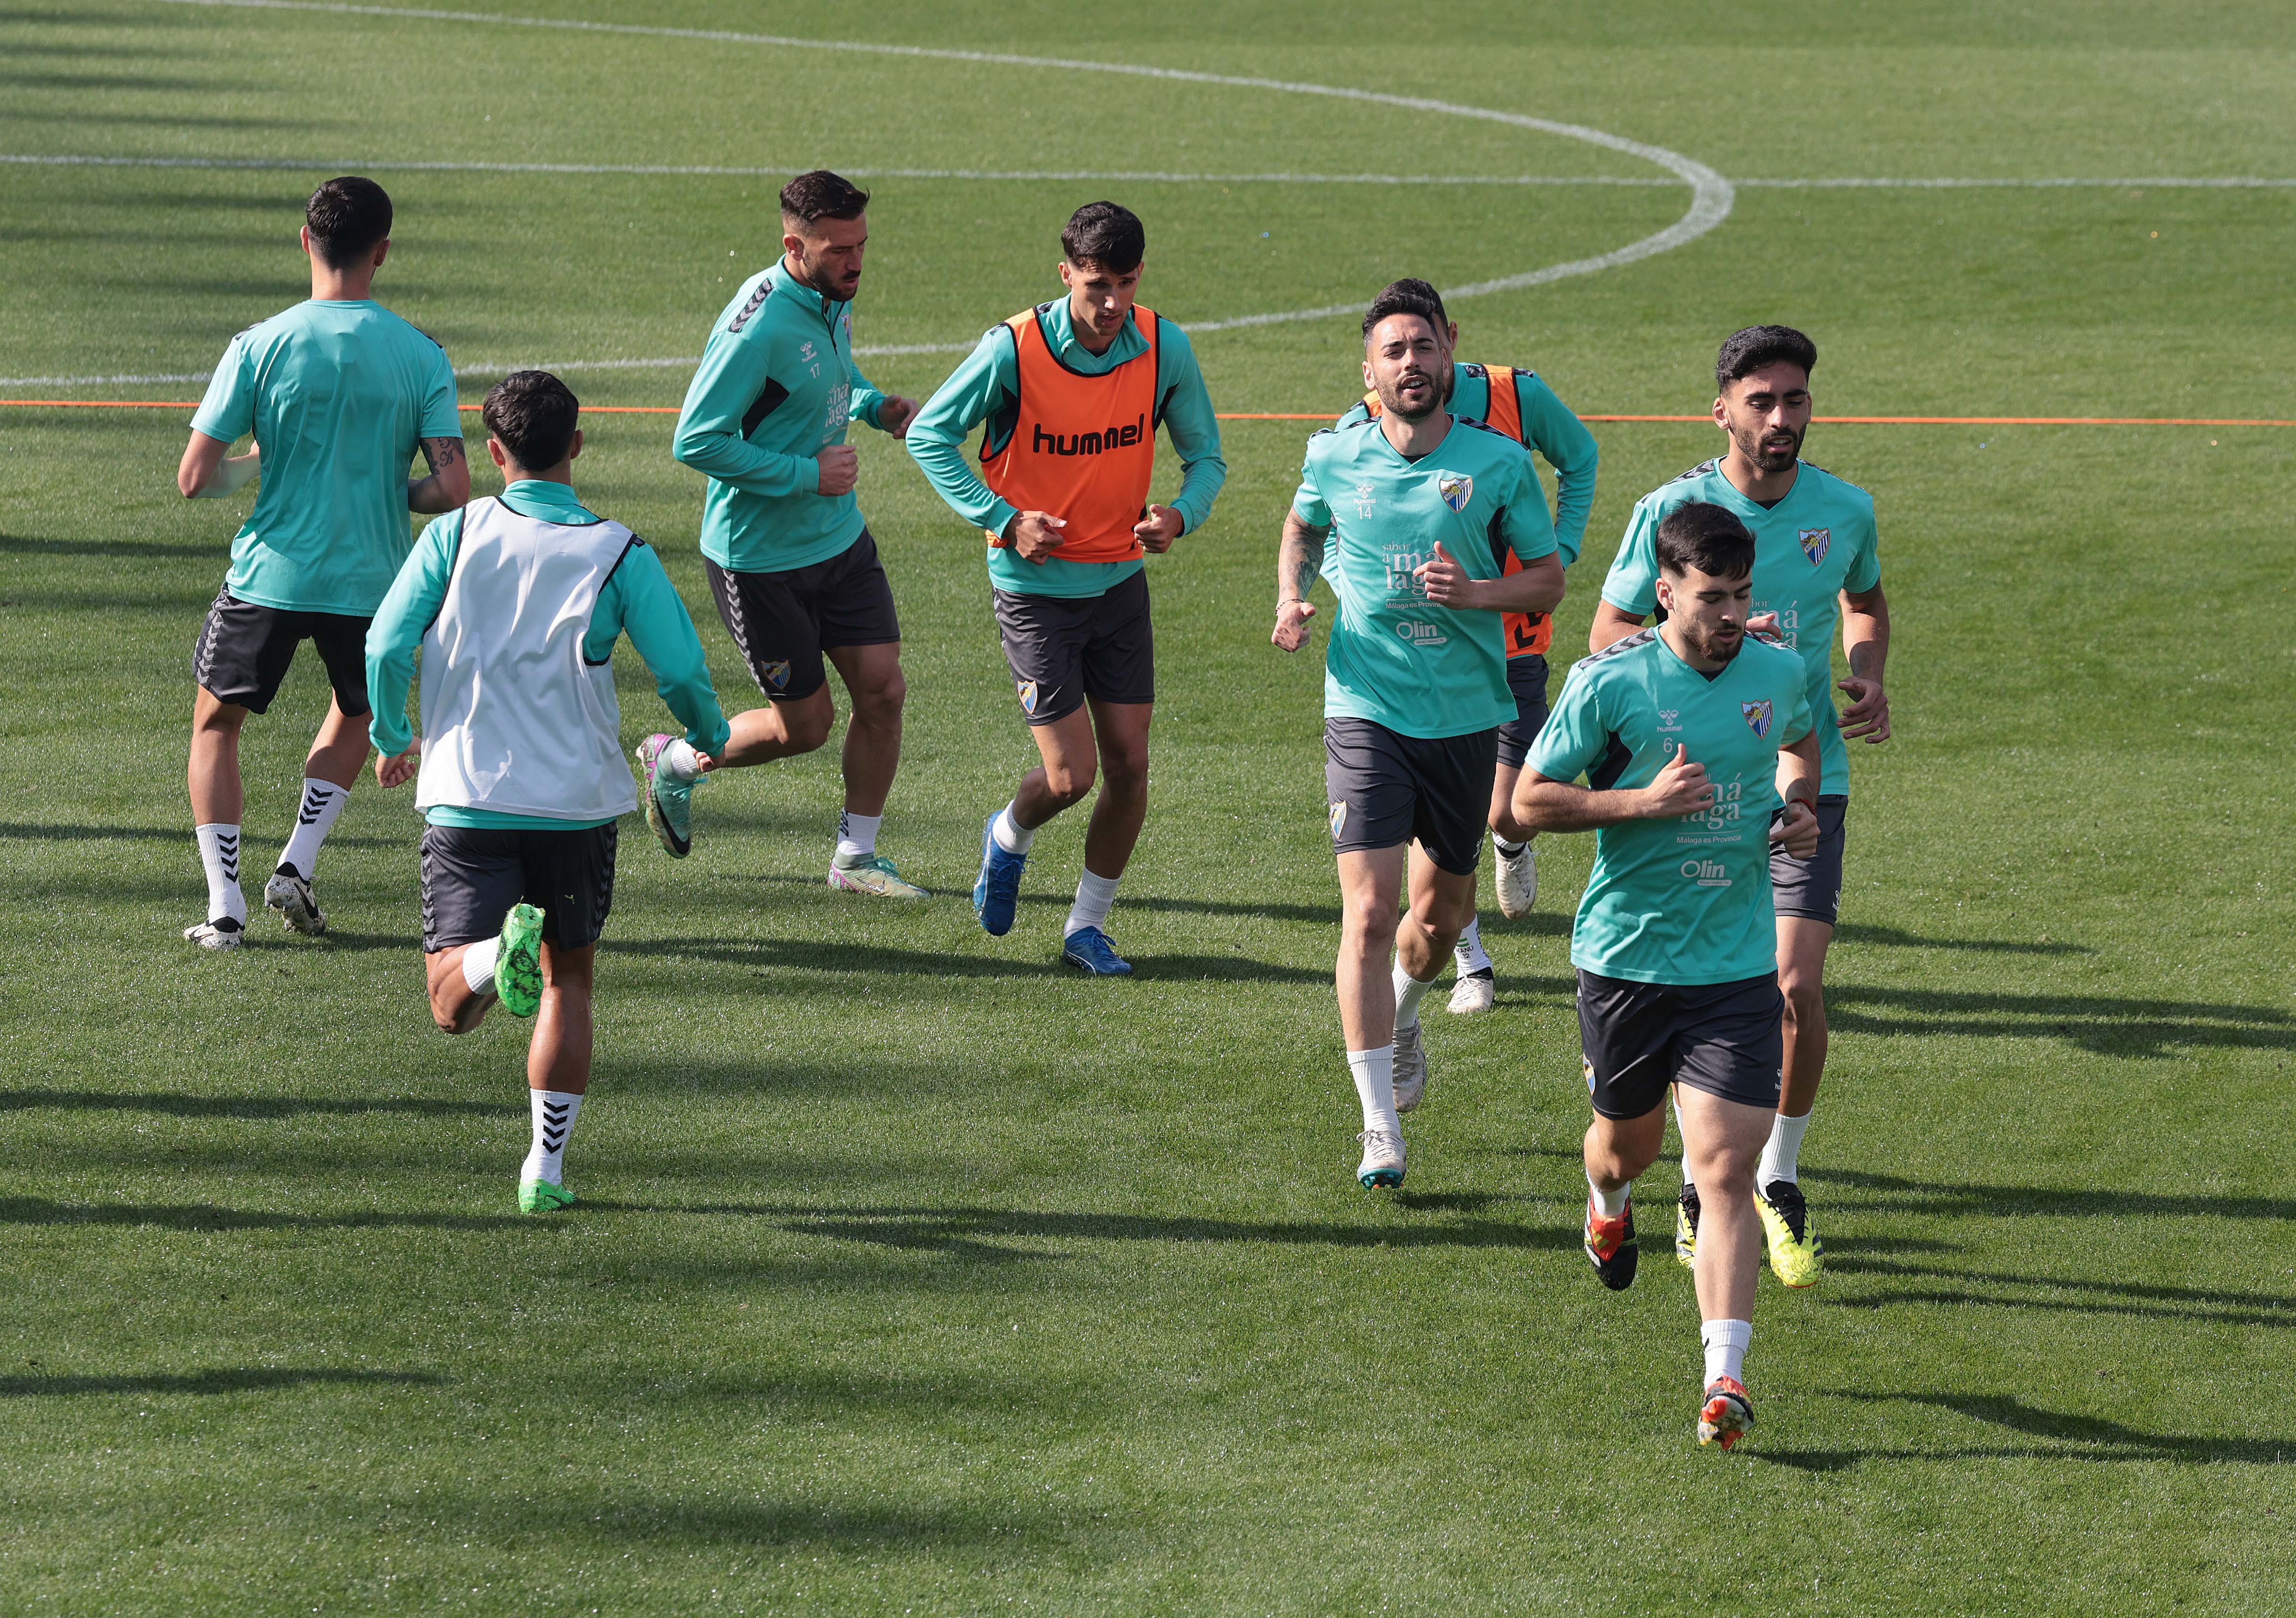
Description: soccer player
176,176,467,948
1334,278,1600,1014
1273,286,1564,1187
1515,502,1821,1448
654,170,925,897
1590,326,1890,1286
907,202,1226,974
366,372,730,1214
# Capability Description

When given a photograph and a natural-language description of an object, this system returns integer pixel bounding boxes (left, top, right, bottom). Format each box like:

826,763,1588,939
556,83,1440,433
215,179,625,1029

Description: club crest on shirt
1741,698,1774,738
763,659,791,690
1329,801,1348,840
1437,472,1473,513
1798,527,1831,565
1016,679,1039,716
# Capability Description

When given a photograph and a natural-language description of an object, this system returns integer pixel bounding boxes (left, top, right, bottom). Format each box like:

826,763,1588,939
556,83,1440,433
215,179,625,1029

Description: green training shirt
672,260,892,575
1529,627,1814,985
1335,362,1600,564
190,299,462,617
365,479,731,831
906,300,1226,599
1293,415,1557,739
1601,457,1880,797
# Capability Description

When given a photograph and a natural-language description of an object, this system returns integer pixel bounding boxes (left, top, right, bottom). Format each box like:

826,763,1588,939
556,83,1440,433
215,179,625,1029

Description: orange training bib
980,304,1161,565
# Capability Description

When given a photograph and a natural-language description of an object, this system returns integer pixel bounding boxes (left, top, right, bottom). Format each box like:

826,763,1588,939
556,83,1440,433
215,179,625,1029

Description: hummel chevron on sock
522,1088,583,1187
1588,1166,1631,1220
1347,1046,1398,1136
658,738,703,783
1758,1109,1812,1188
1392,960,1437,1031
460,936,500,998
276,778,346,884
1063,867,1121,939
992,802,1035,855
195,823,246,925
1453,914,1492,975
836,809,881,861
1701,1318,1752,1387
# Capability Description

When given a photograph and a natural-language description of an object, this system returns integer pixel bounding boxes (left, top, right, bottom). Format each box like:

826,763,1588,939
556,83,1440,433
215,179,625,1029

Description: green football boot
637,732,697,858
1755,1179,1824,1287
518,1178,576,1215
494,903,545,1019
828,850,928,898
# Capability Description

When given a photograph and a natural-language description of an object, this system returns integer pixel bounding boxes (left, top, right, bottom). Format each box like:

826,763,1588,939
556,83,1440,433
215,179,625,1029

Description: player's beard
1377,367,1442,422
1731,416,1803,473
1681,617,1745,666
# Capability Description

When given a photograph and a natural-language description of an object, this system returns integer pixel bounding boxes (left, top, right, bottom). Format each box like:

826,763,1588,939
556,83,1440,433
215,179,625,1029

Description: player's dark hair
1716,324,1818,391
1061,201,1146,273
780,170,870,226
1362,279,1445,343
305,176,392,269
483,370,580,472
1655,502,1755,579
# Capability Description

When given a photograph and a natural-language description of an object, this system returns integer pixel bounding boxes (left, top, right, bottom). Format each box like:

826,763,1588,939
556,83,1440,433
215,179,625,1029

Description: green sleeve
1496,452,1558,564
189,336,254,445
1292,441,1331,528
1778,662,1816,748
1152,324,1227,535
1602,500,1662,616
906,327,1019,535
364,510,462,757
590,543,733,757
1517,373,1597,565
1525,666,1606,782
418,341,462,440
1844,503,1882,594
673,321,821,499
847,352,886,431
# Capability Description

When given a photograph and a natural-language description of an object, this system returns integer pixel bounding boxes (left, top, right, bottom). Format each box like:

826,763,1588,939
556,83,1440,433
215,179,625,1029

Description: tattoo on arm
1279,513,1327,601
419,437,463,475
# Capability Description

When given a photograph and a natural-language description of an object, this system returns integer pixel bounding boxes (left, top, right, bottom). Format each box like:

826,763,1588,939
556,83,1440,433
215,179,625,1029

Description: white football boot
1355,1125,1406,1189
1494,836,1538,919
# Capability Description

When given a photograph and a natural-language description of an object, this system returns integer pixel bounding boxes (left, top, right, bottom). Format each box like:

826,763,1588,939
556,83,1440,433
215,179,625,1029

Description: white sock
1493,831,1527,858
460,936,500,997
1758,1109,1812,1189
1701,1318,1753,1387
275,778,347,882
1347,1046,1398,1136
195,823,246,925
521,1088,583,1187
1674,1092,1693,1191
1392,960,1436,1030
836,809,881,861
1587,1166,1631,1219
658,738,703,783
1453,915,1491,974
1063,867,1120,939
992,802,1035,855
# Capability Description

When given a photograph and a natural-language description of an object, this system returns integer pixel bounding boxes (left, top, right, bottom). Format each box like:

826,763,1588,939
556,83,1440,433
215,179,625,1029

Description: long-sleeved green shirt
365,479,732,830
906,299,1226,598
672,260,890,574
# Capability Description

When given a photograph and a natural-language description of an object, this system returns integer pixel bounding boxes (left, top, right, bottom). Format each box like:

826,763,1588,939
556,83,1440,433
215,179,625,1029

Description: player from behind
1591,325,1891,1286
366,372,730,1213
1334,278,1600,1014
1514,503,1820,1448
176,176,467,948
907,202,1226,974
654,170,925,897
1273,287,1564,1188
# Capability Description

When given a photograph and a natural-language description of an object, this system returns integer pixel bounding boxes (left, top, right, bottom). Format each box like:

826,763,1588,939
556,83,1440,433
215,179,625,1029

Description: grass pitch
2,1,2294,1612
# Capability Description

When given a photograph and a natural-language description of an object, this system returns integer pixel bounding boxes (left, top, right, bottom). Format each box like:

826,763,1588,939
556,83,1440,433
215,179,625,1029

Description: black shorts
420,823,618,953
1771,795,1848,926
704,530,900,703
193,587,372,717
1324,717,1498,876
992,569,1154,726
1577,968,1783,1119
1494,653,1552,770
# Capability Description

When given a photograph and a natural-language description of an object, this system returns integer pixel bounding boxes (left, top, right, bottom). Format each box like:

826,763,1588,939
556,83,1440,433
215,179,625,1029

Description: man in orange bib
908,202,1227,974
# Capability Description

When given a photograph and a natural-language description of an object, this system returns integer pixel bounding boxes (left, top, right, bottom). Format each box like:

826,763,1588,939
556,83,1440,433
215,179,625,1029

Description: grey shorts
1324,717,1498,876
1771,795,1848,926
1577,968,1785,1120
420,823,618,953
992,569,1153,725
705,530,900,703
1493,653,1552,770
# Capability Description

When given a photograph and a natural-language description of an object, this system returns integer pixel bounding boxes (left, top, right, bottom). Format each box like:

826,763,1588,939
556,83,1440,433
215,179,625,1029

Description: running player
1273,286,1563,1187
654,170,925,897
1515,502,1820,1448
907,202,1226,974
177,176,466,948
1334,279,1600,1014
366,372,730,1214
1591,326,1890,1286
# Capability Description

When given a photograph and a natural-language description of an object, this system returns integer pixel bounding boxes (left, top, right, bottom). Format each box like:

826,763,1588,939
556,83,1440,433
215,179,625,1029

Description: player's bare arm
1588,599,1648,652
1837,582,1891,741
1004,508,1068,563
1769,730,1823,857
1513,741,1716,833
1416,542,1563,615
177,430,259,499
1271,509,1326,650
407,436,470,514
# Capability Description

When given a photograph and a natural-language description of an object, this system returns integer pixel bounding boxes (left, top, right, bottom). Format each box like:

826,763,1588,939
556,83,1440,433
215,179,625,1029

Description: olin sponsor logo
1030,414,1146,457
1395,620,1449,647
1680,857,1731,887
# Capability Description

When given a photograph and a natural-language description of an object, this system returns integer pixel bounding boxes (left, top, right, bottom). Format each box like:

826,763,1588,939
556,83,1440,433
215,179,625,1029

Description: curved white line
144,0,1735,331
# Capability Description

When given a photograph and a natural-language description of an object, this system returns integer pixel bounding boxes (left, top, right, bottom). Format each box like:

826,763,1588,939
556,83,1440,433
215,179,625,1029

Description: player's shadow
1804,1164,2296,1223
1823,1255,2296,1330
0,822,401,849
0,1088,502,1120
0,1366,443,1398
1822,983,2292,1057
613,936,1331,985
1833,922,2091,955
0,533,219,560
1014,891,1342,926
1753,1392,2296,1473
0,1195,528,1233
